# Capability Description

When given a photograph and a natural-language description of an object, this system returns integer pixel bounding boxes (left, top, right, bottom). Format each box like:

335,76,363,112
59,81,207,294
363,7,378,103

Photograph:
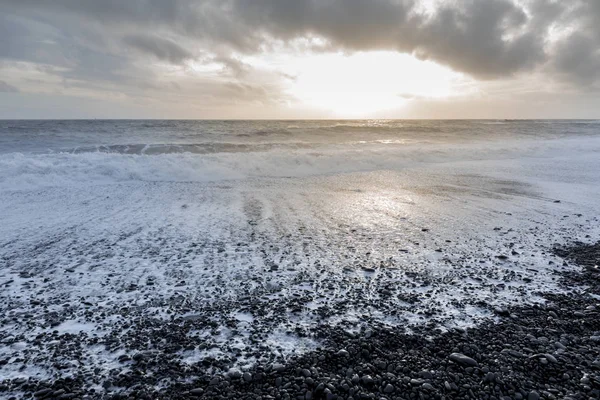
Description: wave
67,142,314,155
0,147,414,191
2,135,600,191
234,128,295,137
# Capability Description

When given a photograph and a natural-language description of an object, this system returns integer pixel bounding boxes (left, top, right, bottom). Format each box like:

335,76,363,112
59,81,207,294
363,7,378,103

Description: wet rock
227,369,242,379
271,363,285,372
527,391,540,400
336,349,349,357
449,353,479,367
34,388,53,397
361,375,374,385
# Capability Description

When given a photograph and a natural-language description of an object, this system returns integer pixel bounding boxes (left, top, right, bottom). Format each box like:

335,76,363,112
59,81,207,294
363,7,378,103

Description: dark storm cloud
1,0,599,89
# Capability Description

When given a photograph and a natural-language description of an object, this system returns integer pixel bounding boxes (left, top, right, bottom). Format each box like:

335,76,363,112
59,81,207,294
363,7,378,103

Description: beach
1,120,600,399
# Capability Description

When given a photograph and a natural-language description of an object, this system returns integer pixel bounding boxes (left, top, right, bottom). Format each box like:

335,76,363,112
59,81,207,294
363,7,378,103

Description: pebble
449,352,479,367
336,349,349,357
4,241,600,400
527,391,540,400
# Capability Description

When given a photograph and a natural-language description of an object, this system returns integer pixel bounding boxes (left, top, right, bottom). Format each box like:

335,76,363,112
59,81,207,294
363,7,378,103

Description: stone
527,392,540,400
449,353,479,367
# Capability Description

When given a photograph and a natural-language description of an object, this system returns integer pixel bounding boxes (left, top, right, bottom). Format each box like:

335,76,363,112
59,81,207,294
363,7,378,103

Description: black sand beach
2,240,599,400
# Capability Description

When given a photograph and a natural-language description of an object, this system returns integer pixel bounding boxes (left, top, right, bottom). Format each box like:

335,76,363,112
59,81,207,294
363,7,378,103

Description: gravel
2,241,600,399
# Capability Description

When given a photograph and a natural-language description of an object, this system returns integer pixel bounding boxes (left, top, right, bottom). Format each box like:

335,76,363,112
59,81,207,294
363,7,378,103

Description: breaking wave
2,134,600,191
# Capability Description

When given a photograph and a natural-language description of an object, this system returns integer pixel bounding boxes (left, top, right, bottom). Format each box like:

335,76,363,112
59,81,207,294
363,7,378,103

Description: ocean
1,120,600,387
1,119,600,189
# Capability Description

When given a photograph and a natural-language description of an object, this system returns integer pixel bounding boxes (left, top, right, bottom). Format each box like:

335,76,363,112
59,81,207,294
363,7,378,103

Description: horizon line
2,118,600,121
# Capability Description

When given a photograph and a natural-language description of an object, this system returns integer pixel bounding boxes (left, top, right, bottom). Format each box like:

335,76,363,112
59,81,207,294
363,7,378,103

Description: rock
494,307,510,316
227,368,243,379
527,391,540,400
361,375,374,384
419,370,433,379
243,372,253,382
501,349,525,358
336,349,349,357
34,388,53,397
529,353,558,363
383,384,394,393
449,353,479,367
190,388,204,396
271,363,285,372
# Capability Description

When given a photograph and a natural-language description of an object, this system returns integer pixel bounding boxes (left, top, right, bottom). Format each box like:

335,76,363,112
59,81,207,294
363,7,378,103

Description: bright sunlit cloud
245,50,473,117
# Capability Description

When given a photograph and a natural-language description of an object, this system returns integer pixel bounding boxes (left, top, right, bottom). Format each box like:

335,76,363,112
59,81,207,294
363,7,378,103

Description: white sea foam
1,135,600,192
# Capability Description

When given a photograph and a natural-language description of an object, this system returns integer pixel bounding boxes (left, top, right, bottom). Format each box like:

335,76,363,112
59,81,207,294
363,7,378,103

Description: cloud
219,0,550,79
0,80,19,93
123,34,193,64
552,33,600,86
0,0,599,117
3,0,595,80
542,1,600,88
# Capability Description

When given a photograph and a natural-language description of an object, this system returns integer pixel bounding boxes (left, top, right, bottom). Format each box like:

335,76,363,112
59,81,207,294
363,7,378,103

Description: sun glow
247,50,468,117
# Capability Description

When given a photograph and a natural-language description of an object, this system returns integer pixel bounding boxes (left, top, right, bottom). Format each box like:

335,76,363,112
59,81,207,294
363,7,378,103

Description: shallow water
1,119,600,190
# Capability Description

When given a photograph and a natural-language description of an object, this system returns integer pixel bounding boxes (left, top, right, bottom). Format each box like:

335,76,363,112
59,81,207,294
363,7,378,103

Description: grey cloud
544,1,600,88
123,34,193,64
223,0,545,78
1,0,599,95
211,55,250,78
553,33,600,86
0,80,19,92
409,1,544,78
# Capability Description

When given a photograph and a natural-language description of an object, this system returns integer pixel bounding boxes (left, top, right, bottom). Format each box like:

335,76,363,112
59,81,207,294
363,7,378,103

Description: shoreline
2,134,600,400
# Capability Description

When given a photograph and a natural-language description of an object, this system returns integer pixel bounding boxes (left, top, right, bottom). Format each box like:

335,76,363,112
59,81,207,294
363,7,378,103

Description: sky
1,0,599,119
